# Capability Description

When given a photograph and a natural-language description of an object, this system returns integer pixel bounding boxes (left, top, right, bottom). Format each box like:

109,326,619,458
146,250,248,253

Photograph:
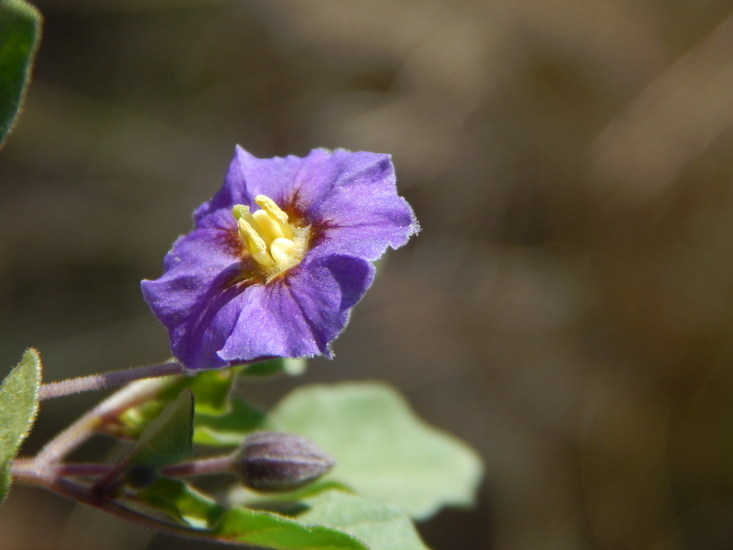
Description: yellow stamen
232,195,308,275
270,237,297,266
237,218,275,267
255,195,294,239
232,205,266,238
252,209,284,243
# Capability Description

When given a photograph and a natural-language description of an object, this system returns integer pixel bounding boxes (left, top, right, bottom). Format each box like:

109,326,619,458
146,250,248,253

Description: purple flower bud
234,431,335,492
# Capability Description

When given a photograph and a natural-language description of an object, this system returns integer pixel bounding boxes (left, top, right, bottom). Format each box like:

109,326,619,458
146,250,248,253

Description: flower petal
142,229,239,322
194,146,308,229
194,148,418,261
216,255,375,363
171,279,249,371
141,228,249,370
293,150,418,260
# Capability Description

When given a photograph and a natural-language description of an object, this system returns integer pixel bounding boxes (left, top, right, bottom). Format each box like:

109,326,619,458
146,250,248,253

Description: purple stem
13,455,235,480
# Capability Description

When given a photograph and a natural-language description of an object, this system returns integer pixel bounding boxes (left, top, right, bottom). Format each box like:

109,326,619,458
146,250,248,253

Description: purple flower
142,146,418,371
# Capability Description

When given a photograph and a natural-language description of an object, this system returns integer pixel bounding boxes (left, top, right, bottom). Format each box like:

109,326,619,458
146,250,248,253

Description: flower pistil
232,195,309,276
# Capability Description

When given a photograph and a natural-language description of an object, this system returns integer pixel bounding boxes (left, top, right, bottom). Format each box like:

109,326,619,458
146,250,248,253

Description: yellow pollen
232,195,308,275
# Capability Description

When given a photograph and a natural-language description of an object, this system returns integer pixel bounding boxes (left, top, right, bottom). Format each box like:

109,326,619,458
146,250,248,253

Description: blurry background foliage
4,0,733,549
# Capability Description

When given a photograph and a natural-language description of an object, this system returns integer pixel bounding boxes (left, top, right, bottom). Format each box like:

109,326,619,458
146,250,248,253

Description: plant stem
35,376,180,470
40,361,186,400
14,472,231,544
163,455,235,477
13,455,235,480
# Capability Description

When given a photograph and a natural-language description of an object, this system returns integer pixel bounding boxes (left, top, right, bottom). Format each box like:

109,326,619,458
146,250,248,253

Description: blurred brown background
4,0,733,548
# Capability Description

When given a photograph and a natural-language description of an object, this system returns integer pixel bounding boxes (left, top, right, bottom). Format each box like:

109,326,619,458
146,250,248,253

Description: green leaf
214,505,368,550
116,399,167,439
193,396,266,446
241,357,307,378
115,367,241,439
129,389,195,468
268,382,483,520
94,390,195,496
160,368,240,416
0,348,41,503
297,490,430,550
0,0,41,147
230,479,352,511
135,477,225,529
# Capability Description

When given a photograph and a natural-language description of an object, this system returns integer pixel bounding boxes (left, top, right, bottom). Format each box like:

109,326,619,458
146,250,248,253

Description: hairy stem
40,361,186,400
35,376,181,470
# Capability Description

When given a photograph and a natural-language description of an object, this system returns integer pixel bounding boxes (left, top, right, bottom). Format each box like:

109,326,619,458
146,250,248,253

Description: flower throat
232,195,309,276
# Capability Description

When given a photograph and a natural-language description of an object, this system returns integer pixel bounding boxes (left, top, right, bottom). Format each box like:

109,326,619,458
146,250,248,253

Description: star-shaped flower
142,146,419,371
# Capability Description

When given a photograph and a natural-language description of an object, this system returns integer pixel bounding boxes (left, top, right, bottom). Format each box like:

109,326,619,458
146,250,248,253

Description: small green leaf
193,396,266,446
116,399,167,439
231,479,353,511
131,389,195,468
268,382,484,520
135,477,225,529
0,0,41,147
214,505,368,550
241,358,307,378
94,390,195,496
297,490,430,550
0,348,41,503
160,368,240,416
114,367,241,439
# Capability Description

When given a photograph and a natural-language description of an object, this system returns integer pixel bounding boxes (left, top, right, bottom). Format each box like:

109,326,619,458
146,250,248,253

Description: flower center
232,195,308,275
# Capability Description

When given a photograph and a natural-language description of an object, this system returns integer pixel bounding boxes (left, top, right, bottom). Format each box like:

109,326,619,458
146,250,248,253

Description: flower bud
234,431,335,492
